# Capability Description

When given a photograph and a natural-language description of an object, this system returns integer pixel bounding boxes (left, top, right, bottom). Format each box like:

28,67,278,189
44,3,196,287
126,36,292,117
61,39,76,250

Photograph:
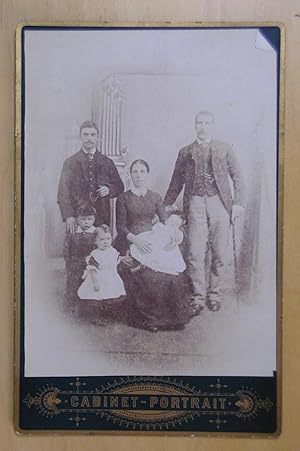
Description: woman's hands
128,233,152,254
133,236,153,254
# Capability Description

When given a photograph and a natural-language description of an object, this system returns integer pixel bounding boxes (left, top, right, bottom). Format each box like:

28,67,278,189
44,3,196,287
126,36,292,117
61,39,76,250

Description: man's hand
165,204,178,213
164,229,183,250
231,205,245,224
66,216,77,234
97,186,110,197
164,235,177,251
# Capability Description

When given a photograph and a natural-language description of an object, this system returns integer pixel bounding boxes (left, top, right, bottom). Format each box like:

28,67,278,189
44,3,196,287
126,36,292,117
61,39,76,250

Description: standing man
164,111,245,311
58,120,124,232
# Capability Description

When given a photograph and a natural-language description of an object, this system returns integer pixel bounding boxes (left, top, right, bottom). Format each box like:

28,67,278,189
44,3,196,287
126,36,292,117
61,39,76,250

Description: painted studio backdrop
23,28,277,377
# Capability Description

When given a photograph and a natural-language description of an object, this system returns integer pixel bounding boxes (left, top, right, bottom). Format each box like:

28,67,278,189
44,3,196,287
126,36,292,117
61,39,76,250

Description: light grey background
23,28,277,377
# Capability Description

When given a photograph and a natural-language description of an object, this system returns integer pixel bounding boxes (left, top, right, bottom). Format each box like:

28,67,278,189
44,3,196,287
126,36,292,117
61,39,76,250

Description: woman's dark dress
115,190,191,330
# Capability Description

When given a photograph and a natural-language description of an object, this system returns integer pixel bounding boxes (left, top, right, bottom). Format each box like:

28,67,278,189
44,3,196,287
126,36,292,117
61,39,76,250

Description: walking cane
232,220,240,311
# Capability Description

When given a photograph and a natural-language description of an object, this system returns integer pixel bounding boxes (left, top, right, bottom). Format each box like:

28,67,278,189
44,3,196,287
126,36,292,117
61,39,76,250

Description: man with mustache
164,111,245,312
58,120,124,233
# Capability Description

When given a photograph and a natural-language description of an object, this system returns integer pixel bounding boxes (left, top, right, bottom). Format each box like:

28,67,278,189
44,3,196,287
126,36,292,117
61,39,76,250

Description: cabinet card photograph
15,24,283,434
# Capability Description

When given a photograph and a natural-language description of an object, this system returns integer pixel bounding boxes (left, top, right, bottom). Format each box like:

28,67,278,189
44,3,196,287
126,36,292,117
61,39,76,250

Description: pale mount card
15,24,283,434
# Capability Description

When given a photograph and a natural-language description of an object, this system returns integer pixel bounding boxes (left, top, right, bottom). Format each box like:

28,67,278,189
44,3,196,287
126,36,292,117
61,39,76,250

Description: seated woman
130,210,186,275
115,159,192,332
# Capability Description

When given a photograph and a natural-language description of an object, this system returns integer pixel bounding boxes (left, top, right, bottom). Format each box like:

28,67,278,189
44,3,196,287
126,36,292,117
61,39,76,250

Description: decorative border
20,376,276,432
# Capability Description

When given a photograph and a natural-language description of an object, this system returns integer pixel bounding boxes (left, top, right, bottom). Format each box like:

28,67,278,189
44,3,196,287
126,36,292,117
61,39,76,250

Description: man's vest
192,142,218,197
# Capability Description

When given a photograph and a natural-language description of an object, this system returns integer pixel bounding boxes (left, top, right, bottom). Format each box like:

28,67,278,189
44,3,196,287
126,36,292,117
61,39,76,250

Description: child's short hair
75,204,97,217
96,224,111,236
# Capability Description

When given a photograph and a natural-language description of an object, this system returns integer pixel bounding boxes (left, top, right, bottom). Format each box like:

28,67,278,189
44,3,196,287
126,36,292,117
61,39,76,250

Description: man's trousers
188,194,231,303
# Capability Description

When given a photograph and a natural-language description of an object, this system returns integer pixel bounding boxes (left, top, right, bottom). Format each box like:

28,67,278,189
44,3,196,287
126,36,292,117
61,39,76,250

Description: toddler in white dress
130,212,186,275
78,225,126,301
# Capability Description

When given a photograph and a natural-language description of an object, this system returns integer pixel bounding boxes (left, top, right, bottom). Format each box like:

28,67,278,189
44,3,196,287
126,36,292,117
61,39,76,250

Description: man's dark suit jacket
164,139,245,217
57,149,124,226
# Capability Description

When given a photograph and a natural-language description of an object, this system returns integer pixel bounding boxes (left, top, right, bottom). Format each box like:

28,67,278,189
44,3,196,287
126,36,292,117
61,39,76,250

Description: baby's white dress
130,223,186,275
78,247,126,300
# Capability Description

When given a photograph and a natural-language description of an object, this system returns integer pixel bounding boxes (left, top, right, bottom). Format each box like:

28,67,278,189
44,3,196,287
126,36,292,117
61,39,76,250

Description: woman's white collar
130,186,148,197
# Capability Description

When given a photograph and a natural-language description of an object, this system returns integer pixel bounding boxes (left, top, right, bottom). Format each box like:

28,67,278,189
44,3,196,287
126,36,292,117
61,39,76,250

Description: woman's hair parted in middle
130,159,150,173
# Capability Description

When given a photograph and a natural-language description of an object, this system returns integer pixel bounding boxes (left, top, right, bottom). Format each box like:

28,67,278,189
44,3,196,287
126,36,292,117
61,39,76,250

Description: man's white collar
196,137,212,145
82,147,96,155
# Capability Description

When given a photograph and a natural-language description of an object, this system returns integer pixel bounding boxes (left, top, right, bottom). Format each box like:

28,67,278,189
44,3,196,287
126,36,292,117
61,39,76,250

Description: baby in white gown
130,212,186,275
78,225,126,301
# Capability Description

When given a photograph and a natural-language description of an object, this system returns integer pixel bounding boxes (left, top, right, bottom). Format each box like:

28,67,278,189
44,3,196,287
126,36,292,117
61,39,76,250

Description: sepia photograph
20,25,279,383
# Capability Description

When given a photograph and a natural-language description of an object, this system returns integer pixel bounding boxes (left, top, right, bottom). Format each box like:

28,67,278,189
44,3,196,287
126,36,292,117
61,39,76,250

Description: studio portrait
22,27,278,378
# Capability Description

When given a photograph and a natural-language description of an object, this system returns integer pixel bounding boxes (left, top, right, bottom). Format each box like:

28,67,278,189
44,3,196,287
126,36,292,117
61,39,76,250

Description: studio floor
23,258,276,378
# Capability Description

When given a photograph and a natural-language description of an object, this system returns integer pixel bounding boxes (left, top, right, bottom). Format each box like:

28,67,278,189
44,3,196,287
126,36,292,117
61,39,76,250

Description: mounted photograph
15,24,283,433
